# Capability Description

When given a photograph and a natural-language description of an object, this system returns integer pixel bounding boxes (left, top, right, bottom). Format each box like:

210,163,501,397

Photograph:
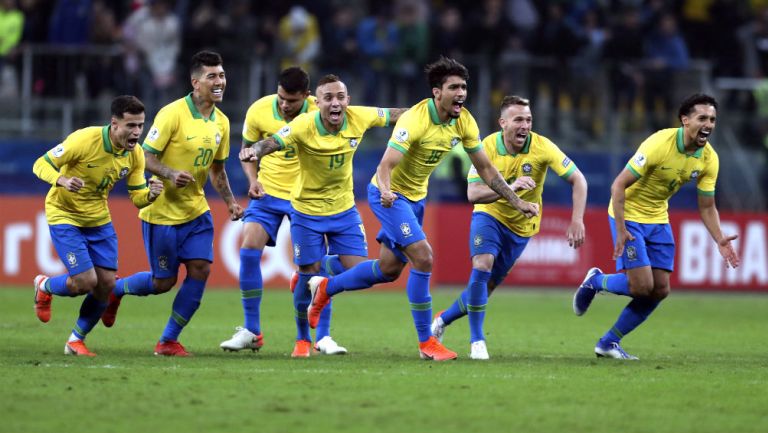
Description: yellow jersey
468,131,577,237
242,94,317,200
610,127,719,224
371,98,482,201
140,94,230,225
273,106,390,216
32,125,152,227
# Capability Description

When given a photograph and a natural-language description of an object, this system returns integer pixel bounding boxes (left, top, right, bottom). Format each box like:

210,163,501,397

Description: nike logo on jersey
186,136,197,140
87,163,99,168
660,166,672,170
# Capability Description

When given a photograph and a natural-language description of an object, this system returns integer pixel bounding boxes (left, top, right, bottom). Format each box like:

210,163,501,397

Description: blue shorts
609,216,675,272
243,194,292,247
49,223,118,275
290,207,368,266
368,183,427,264
142,211,215,279
470,212,530,286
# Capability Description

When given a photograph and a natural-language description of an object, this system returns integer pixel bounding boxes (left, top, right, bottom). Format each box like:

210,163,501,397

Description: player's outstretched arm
210,162,243,221
467,175,536,204
468,149,538,218
386,108,409,124
144,151,195,188
698,195,740,268
566,169,588,248
239,137,280,163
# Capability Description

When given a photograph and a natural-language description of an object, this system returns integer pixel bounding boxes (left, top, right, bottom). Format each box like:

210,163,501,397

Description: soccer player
240,74,406,357
573,93,740,360
304,57,540,361
102,51,243,356
31,95,163,356
219,67,347,355
431,95,588,360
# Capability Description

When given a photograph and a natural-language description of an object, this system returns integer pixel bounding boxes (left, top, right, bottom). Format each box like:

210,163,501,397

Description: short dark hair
111,95,144,118
678,93,718,121
316,74,341,88
500,95,530,113
279,67,310,94
190,50,223,76
425,56,469,90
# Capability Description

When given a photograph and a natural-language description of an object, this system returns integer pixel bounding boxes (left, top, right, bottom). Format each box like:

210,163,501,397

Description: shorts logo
147,127,160,142
632,152,646,167
626,246,637,261
51,144,65,158
690,170,699,179
450,137,460,147
278,126,291,138
522,163,532,174
473,235,483,247
215,132,222,145
394,128,409,143
349,138,358,148
400,222,412,238
158,255,169,271
562,157,571,167
119,167,129,179
293,243,301,259
66,252,77,267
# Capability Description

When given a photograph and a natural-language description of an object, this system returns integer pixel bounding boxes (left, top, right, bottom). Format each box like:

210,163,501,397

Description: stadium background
0,0,765,291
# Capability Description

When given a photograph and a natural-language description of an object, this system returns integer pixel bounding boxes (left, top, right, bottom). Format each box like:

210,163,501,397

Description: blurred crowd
3,0,768,147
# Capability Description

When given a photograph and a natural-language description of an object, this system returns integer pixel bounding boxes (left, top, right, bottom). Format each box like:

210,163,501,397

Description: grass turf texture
1,286,766,433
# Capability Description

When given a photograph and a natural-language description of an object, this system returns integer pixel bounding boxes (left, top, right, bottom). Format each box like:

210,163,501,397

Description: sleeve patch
632,152,646,167
147,126,160,142
51,144,65,158
377,108,385,118
393,128,409,143
277,125,291,138
562,157,571,167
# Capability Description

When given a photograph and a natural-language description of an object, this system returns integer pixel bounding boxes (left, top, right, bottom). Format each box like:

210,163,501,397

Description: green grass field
1,285,766,433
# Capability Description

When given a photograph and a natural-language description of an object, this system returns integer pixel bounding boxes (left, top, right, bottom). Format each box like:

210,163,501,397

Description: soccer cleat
469,340,490,360
430,310,446,342
220,326,264,352
594,340,639,360
100,292,123,328
573,267,602,316
154,340,191,357
289,271,298,293
291,339,312,358
418,336,457,361
314,336,347,355
33,274,52,323
64,340,96,357
307,276,330,329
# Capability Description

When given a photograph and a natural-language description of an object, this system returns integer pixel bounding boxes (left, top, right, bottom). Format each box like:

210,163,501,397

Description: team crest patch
400,222,412,237
473,235,483,247
632,152,646,167
562,157,571,167
394,128,409,143
293,243,301,259
522,163,533,174
626,246,637,261
377,108,385,118
349,138,358,148
450,137,460,147
215,132,221,145
147,127,160,142
690,170,699,179
51,144,65,158
119,167,129,179
158,255,169,271
66,252,77,267
278,125,291,138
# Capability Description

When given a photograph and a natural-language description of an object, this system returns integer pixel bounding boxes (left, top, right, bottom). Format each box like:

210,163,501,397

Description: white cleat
220,326,263,352
594,341,638,360
431,314,446,342
314,336,347,355
469,340,490,360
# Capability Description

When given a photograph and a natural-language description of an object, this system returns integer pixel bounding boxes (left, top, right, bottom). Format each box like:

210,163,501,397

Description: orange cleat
33,274,52,323
100,292,122,328
289,271,298,293
154,340,191,357
307,276,330,329
64,340,96,357
418,336,458,361
291,339,311,358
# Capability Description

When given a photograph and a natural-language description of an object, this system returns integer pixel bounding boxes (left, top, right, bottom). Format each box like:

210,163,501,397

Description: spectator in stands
0,0,23,72
320,5,359,83
391,1,429,106
277,6,320,78
357,4,397,105
85,0,120,98
429,6,464,61
603,6,646,122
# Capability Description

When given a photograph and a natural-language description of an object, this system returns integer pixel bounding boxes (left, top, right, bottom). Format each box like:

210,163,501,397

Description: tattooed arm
210,161,244,220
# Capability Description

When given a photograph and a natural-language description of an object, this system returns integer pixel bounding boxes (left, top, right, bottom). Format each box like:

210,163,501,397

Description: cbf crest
690,170,700,179
66,252,77,268
473,235,483,247
293,243,301,259
522,163,533,174
400,222,412,238
119,167,129,179
158,255,169,271
450,137,460,148
626,246,638,261
349,138,358,148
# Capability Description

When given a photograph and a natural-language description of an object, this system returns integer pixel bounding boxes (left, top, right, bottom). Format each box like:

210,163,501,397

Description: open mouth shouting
450,99,464,118
329,107,343,123
696,129,710,145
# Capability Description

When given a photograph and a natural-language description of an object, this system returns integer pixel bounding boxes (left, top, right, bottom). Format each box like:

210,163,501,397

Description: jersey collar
272,96,309,121
315,111,348,136
496,130,530,156
428,98,457,126
101,125,128,156
185,93,216,122
676,127,704,158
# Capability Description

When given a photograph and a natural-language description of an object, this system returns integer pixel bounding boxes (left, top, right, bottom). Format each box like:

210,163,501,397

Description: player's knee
71,273,97,295
379,259,405,281
629,281,654,297
651,284,670,301
153,277,176,294
186,263,211,281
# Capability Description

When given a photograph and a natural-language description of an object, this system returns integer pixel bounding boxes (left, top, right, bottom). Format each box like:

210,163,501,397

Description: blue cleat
595,340,639,360
573,267,602,316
